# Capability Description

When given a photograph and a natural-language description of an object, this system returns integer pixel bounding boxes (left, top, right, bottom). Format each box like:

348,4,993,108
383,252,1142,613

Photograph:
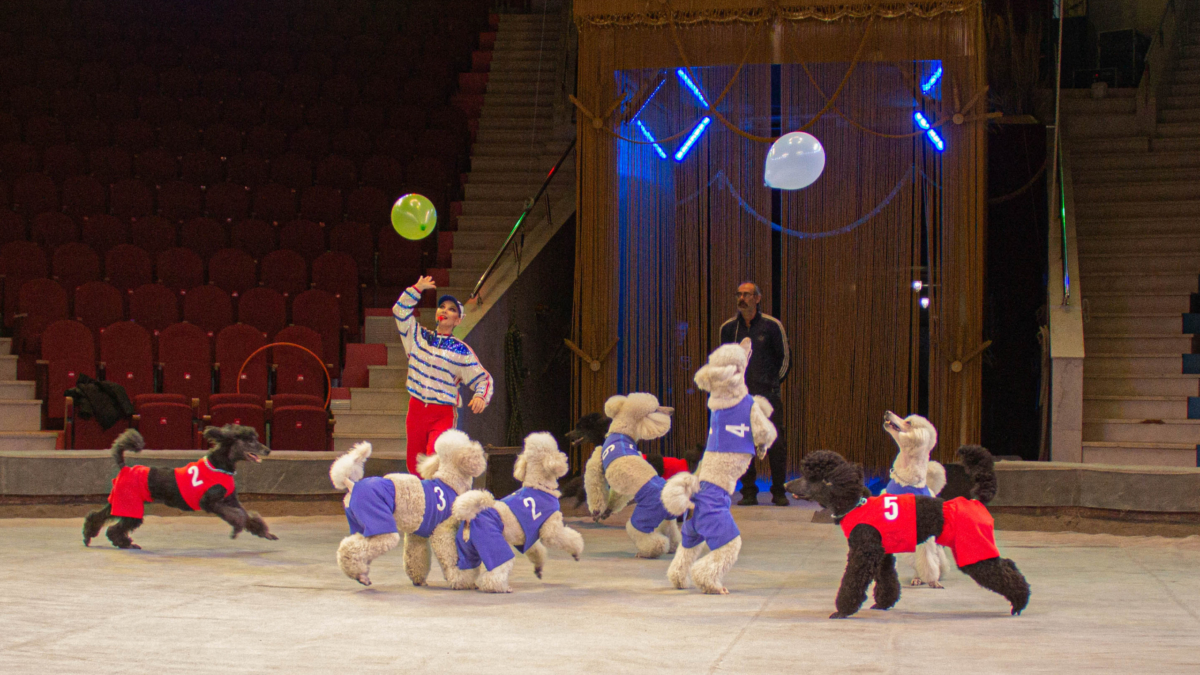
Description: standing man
394,275,493,475
719,281,791,505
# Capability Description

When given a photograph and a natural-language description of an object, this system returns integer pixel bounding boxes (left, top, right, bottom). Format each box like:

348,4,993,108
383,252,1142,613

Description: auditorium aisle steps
0,337,59,451
448,11,574,305
1064,67,1200,466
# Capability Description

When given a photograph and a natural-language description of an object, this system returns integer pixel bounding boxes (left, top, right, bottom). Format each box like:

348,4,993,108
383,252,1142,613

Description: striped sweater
393,287,494,407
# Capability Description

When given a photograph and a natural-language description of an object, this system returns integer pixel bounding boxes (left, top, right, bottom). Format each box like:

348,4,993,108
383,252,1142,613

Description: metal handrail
469,138,576,300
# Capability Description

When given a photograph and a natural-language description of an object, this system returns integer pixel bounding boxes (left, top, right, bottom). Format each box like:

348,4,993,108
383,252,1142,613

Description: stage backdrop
571,0,987,472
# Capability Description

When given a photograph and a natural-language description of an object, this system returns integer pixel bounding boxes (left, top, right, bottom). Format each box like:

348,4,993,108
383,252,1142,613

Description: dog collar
831,497,868,522
204,458,235,475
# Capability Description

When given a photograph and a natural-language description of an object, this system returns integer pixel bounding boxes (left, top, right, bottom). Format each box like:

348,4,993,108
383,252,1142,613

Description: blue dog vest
629,475,672,534
345,476,398,537
601,432,640,471
681,480,740,551
414,478,458,538
456,508,514,571
502,487,560,553
704,395,756,455
882,479,934,498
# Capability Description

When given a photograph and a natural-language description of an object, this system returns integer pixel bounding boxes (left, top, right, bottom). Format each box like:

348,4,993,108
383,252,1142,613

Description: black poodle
559,412,702,509
83,425,278,549
785,446,1029,619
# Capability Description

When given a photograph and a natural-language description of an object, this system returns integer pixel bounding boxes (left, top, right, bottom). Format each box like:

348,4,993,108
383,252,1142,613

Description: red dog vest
174,459,237,510
840,495,918,553
108,459,236,518
839,495,1000,566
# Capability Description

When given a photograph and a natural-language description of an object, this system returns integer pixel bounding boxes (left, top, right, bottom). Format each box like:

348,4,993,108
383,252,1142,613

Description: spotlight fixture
912,280,923,291
920,296,931,309
921,64,943,94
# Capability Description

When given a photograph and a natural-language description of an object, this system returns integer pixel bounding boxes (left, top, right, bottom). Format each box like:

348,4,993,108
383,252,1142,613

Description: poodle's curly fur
785,446,1030,619
583,393,681,558
331,429,487,587
663,339,777,595
451,432,585,593
82,425,277,550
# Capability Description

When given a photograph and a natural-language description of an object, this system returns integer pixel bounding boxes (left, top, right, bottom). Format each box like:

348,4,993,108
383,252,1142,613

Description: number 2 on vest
523,497,542,520
883,496,899,521
434,486,447,511
186,465,203,487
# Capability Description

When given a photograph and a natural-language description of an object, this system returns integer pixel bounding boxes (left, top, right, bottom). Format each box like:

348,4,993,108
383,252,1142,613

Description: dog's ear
513,454,527,482
851,462,865,483
202,425,232,446
603,395,626,420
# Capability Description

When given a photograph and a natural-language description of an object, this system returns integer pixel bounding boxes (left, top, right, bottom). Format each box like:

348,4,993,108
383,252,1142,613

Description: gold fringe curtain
573,1,985,469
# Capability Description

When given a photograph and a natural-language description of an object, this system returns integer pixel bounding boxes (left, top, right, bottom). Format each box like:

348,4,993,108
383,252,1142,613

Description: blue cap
437,294,464,317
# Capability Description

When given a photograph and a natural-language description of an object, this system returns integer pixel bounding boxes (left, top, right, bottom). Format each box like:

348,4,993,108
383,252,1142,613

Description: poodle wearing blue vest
451,432,584,592
663,338,777,594
330,429,487,587
583,392,679,558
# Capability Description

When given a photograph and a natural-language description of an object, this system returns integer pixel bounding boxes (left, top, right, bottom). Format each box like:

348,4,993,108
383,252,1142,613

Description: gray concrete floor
1,506,1198,674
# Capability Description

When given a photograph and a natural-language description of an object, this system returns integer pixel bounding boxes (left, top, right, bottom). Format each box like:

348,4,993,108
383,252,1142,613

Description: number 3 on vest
523,496,542,520
883,496,899,521
434,486,446,511
186,465,203,487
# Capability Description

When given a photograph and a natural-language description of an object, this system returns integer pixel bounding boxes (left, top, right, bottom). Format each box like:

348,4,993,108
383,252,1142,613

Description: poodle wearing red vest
785,446,1029,618
83,425,277,549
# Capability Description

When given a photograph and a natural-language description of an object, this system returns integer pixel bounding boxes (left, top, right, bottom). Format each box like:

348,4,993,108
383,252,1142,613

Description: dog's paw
534,567,543,579
927,580,944,589
1011,607,1023,616
829,611,849,619
83,537,91,547
869,603,891,611
230,529,243,539
909,578,924,587
412,580,426,587
356,575,371,586
262,533,279,541
114,542,141,550
572,553,580,561
703,586,729,595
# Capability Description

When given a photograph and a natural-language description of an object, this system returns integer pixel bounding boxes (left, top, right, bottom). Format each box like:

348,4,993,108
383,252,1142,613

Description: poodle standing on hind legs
330,429,487,587
663,338,778,594
583,392,680,559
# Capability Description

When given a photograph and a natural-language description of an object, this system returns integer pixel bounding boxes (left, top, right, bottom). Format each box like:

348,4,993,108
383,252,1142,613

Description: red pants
109,465,152,518
405,397,457,475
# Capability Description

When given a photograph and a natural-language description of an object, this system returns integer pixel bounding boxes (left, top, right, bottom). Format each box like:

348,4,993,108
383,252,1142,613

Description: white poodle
663,338,777,594
583,392,680,558
451,432,585,593
330,429,487,587
882,411,949,587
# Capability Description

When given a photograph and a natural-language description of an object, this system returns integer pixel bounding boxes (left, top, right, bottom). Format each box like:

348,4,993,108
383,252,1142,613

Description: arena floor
1,506,1197,674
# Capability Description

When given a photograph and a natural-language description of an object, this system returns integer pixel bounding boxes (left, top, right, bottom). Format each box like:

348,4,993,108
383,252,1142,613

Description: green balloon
390,193,437,240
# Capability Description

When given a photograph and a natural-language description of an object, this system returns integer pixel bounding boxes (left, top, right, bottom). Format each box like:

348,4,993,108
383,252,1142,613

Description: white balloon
763,132,826,190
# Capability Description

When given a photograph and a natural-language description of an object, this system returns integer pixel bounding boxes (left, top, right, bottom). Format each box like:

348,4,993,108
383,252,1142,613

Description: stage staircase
1064,48,1200,466
0,337,59,451
332,7,576,454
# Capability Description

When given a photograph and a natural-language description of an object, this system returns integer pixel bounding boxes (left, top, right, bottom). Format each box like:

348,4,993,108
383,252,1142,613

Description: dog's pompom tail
330,441,372,491
662,472,701,517
926,460,947,496
957,444,997,504
415,452,440,480
452,490,495,521
110,429,145,467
